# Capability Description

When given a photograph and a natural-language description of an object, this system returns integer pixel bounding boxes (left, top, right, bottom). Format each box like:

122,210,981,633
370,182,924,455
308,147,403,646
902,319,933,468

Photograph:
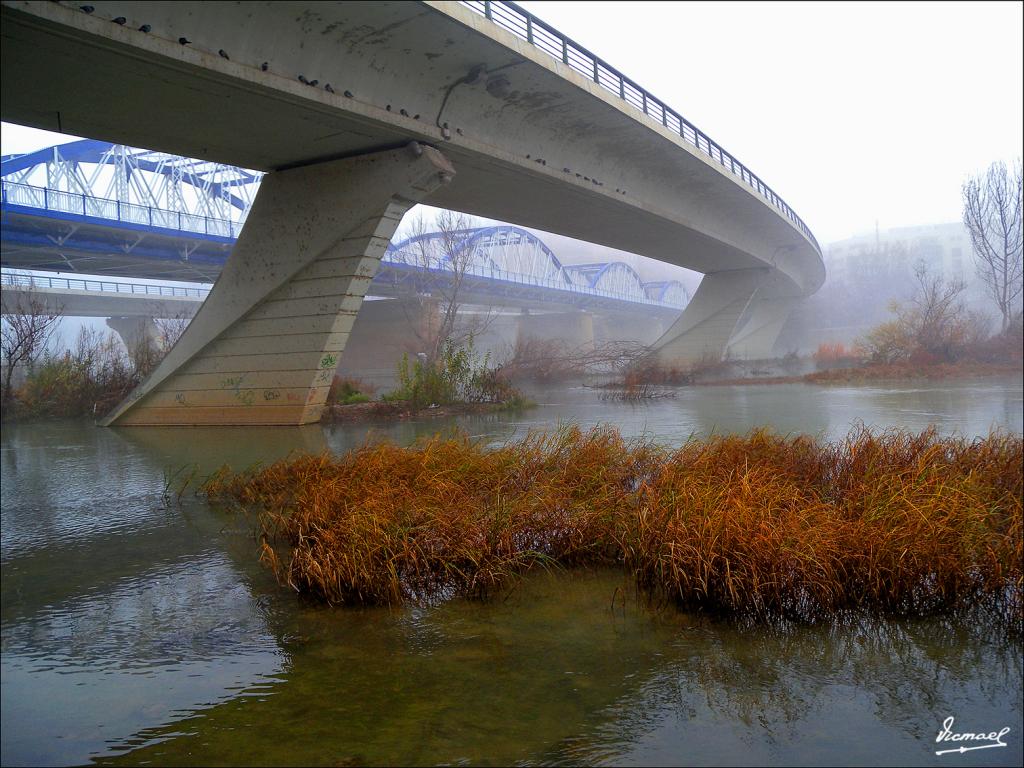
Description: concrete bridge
0,271,207,319
0,270,205,355
1,0,824,425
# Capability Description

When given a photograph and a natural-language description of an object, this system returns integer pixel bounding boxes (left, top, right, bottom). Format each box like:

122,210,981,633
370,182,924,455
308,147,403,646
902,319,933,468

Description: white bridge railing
1,271,210,299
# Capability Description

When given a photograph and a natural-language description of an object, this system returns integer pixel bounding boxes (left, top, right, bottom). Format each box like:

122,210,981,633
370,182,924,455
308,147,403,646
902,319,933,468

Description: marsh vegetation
202,425,1022,633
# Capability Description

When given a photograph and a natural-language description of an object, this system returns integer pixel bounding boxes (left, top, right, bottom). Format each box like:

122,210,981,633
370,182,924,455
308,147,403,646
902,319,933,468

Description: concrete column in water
652,268,766,365
103,143,454,426
106,316,159,356
592,312,665,346
516,309,595,350
334,297,440,389
725,294,800,360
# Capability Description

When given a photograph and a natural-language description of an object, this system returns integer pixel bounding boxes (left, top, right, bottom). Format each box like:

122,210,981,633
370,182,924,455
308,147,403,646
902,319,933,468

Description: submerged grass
202,425,1022,631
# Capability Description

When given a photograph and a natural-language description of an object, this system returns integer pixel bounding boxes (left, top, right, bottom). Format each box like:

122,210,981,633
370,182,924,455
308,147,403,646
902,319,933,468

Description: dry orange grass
202,426,1022,630
622,427,1022,626
205,427,658,604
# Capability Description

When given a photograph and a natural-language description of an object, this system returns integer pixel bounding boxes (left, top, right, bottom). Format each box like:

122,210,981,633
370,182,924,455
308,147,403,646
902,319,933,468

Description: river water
2,376,1022,766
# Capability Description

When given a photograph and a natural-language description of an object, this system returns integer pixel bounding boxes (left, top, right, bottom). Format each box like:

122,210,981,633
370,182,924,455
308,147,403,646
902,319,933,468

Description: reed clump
205,426,658,604
202,426,1022,630
622,427,1022,626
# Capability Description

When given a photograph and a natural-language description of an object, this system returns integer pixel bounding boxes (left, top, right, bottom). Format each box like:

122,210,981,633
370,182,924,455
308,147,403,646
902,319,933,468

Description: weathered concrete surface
726,294,800,360
0,0,823,293
102,144,454,426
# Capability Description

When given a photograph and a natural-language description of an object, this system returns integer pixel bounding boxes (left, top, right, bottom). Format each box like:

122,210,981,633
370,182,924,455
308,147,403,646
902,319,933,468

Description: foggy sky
515,0,1023,244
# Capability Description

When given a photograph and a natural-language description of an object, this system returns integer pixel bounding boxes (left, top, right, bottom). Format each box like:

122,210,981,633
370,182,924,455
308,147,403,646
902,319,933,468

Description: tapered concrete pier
103,144,454,426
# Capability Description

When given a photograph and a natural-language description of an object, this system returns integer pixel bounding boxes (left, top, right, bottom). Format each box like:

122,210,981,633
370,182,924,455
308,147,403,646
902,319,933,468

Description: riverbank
804,360,1024,383
681,360,1024,388
321,398,531,422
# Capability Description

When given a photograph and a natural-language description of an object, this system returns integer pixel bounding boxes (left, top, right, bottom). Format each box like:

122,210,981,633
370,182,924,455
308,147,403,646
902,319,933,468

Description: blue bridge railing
2,180,245,239
2,182,689,310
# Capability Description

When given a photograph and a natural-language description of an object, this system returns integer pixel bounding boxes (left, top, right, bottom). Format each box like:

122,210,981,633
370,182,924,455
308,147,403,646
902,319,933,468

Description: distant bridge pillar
592,313,665,346
516,309,594,350
653,269,765,365
726,294,799,360
103,144,453,426
335,297,440,389
106,316,159,356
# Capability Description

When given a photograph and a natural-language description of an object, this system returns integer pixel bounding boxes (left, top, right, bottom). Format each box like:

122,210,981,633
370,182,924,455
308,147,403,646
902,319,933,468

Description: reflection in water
1,377,1022,766
3,553,284,767
548,611,1022,766
310,377,1022,453
78,572,1023,767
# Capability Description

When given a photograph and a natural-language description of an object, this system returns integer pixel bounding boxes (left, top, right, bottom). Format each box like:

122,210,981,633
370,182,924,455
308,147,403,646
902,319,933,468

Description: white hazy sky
2,0,1021,246
515,0,1023,243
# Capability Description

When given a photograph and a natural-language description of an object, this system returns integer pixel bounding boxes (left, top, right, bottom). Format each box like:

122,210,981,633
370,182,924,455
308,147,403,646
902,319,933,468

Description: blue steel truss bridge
1,140,690,315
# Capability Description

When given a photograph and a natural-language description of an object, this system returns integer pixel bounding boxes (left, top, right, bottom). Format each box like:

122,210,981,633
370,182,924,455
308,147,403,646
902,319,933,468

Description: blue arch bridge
0,139,691,317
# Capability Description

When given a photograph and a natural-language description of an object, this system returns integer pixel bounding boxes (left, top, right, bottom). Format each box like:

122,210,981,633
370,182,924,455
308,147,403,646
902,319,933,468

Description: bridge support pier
653,268,765,365
516,309,595,350
103,143,454,426
335,297,440,389
106,316,159,356
592,313,665,346
726,294,799,360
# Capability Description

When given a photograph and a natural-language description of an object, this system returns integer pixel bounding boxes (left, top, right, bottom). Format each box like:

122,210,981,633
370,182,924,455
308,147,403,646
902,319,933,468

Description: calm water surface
2,376,1022,766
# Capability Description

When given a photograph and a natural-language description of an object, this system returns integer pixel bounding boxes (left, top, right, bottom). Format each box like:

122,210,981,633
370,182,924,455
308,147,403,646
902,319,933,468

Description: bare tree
496,335,651,383
154,312,192,354
907,261,968,360
962,159,1023,333
400,209,495,363
857,262,974,364
1,295,63,404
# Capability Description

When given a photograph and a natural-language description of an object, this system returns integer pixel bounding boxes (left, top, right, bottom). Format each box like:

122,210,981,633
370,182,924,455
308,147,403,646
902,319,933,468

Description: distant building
778,222,991,354
824,222,984,307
